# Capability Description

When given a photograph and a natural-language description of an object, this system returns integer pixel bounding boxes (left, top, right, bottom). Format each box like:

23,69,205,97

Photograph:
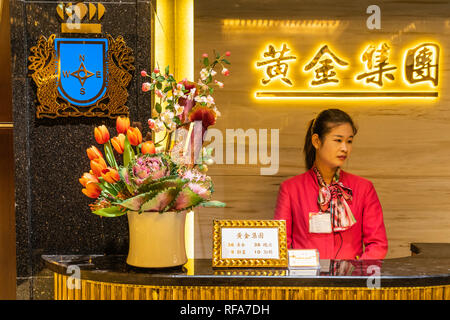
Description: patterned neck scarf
313,166,356,232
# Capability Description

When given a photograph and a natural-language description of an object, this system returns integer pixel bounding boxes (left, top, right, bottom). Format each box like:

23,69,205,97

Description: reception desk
42,243,450,300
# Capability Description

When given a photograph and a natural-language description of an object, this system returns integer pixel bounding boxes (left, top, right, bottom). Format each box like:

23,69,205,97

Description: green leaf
172,117,181,125
157,76,165,82
155,102,162,113
137,176,184,194
93,206,127,218
141,187,180,212
171,187,204,211
203,57,210,67
118,193,150,211
123,136,135,168
165,65,170,76
156,82,162,89
104,141,118,169
209,87,214,94
118,166,134,194
102,181,120,196
198,200,226,208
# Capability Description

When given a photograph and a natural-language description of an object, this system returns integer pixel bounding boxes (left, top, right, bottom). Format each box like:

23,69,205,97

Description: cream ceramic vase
126,210,187,268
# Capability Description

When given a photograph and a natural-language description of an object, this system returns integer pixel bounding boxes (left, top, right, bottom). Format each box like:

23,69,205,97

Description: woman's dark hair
303,109,358,170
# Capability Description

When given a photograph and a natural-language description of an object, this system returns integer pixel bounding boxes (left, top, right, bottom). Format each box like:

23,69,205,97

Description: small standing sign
212,220,288,268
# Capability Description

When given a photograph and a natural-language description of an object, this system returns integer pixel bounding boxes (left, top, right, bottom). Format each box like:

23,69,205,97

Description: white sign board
221,227,280,259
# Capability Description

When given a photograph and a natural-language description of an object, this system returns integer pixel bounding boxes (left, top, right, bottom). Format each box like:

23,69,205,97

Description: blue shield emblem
55,38,108,106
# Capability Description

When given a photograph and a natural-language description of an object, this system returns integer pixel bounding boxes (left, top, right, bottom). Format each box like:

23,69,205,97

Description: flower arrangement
80,51,231,217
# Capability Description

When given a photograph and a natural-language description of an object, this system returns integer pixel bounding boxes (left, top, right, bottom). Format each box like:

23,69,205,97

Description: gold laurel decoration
212,220,288,268
28,34,135,119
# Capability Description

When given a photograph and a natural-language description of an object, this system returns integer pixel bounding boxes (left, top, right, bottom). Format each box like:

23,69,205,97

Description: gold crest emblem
28,34,135,119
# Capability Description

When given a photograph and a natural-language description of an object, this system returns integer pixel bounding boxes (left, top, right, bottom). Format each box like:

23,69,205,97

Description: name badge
288,249,320,268
309,212,332,233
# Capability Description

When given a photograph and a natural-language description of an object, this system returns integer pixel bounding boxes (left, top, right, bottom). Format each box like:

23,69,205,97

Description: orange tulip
94,125,110,144
101,168,121,184
79,172,99,187
82,182,102,198
86,146,103,160
111,134,126,154
127,127,142,146
141,141,156,155
90,157,108,177
116,116,130,134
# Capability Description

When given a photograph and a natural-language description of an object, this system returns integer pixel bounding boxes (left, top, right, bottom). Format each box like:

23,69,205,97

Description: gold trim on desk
0,122,13,129
54,274,450,300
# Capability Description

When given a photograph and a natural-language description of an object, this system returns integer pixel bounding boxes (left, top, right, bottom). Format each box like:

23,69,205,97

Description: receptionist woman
274,109,388,260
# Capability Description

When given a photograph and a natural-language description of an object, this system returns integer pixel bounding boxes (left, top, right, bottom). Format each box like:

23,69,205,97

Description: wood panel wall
193,0,450,259
0,0,16,299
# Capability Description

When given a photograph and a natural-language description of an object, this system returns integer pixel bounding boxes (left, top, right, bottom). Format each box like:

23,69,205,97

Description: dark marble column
10,0,153,299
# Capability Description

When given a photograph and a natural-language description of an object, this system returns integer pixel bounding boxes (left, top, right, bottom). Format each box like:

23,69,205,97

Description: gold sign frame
212,220,288,268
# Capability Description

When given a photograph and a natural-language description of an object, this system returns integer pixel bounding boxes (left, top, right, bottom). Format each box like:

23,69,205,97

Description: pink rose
141,70,148,77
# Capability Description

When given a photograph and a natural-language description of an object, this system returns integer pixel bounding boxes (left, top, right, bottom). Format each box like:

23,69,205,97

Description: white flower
167,121,177,131
173,89,185,98
213,106,221,117
200,68,209,81
210,70,217,76
215,80,224,88
195,95,208,104
174,104,184,116
161,110,174,124
154,119,166,133
206,95,215,106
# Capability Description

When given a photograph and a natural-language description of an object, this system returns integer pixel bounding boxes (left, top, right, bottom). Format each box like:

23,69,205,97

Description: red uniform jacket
274,168,388,260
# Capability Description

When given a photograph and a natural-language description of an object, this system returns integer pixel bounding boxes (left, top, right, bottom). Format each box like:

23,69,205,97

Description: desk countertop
42,243,450,288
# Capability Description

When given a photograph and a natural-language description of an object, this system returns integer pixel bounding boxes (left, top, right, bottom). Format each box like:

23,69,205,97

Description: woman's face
312,122,354,169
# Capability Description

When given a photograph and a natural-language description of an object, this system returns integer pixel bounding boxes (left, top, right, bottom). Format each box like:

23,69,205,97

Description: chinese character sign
255,44,297,85
304,45,349,86
405,43,439,86
356,42,397,87
254,41,440,91
221,228,279,259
